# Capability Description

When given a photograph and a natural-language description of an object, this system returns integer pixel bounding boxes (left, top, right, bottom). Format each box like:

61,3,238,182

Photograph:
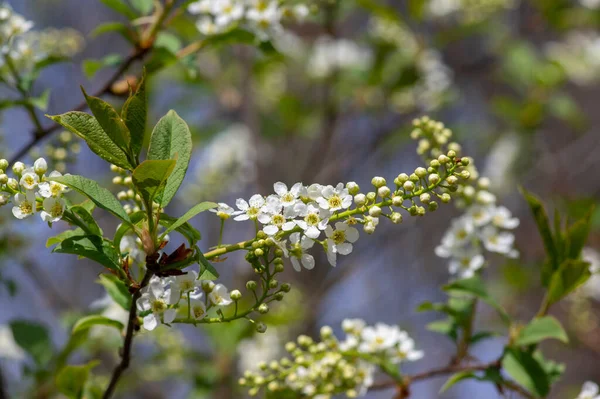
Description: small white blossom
449,250,485,279
234,194,266,221
288,232,315,272
576,381,600,399
490,206,520,229
38,171,68,198
11,191,36,219
480,225,517,256
136,277,177,331
209,202,235,219
196,17,220,35
359,323,403,353
188,0,213,14
212,0,244,27
40,197,65,223
324,222,359,267
19,168,39,190
172,270,200,299
190,297,208,320
316,183,352,212
273,181,303,208
294,203,330,239
209,283,233,306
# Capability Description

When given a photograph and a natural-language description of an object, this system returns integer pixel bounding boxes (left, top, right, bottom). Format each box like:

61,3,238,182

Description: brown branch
8,46,150,165
102,270,153,399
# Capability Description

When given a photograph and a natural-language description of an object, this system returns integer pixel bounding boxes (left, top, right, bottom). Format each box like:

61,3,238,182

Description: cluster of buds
0,157,69,224
111,164,146,215
187,0,310,38
241,319,423,398
31,131,82,174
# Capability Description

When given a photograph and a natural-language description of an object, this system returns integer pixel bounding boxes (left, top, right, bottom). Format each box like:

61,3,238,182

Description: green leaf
439,371,476,394
47,112,133,170
132,159,176,205
502,348,550,398
49,175,131,224
90,22,133,42
100,0,137,19
515,316,568,346
29,89,51,111
121,70,147,158
444,276,511,324
565,208,594,260
9,320,53,366
82,88,131,154
161,202,216,238
520,187,557,286
56,361,99,399
130,0,154,13
546,259,591,305
158,214,202,245
69,205,102,236
147,110,192,206
198,251,219,280
427,319,457,341
53,235,122,272
72,315,124,334
82,54,123,79
46,228,85,248
155,32,182,54
98,274,131,310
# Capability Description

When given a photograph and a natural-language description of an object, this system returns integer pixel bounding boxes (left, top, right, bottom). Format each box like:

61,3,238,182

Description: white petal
345,227,359,243
305,226,321,239
282,221,296,231
258,213,271,224
249,194,264,207
264,225,279,236
234,214,249,221
236,198,249,211
143,314,158,331
274,182,288,196
301,254,315,270
291,257,301,272
337,243,353,255
290,182,303,195
163,309,177,324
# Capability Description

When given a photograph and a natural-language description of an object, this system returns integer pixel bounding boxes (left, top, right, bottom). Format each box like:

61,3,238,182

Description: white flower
490,206,520,229
480,225,517,256
246,1,282,33
316,183,352,212
172,270,199,298
136,277,177,331
359,323,402,353
288,232,315,272
258,196,297,235
196,17,221,35
291,4,309,20
38,171,68,198
209,283,233,306
293,203,330,239
120,235,145,265
33,158,47,174
273,181,303,208
440,217,474,248
11,191,36,219
19,168,39,190
234,194,266,221
476,190,496,205
339,334,359,351
188,0,213,14
342,318,366,335
40,197,65,223
325,222,359,266
390,336,424,363
190,297,207,319
467,205,493,227
449,250,485,279
576,381,600,399
212,0,244,27
302,183,325,200
209,202,235,219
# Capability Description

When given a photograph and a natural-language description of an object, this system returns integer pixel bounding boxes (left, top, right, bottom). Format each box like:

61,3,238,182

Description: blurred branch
102,271,153,399
8,47,150,165
0,365,7,399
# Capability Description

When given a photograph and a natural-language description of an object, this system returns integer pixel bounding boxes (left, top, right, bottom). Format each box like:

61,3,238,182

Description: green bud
354,193,366,206
230,290,242,300
396,173,409,184
438,155,450,164
256,322,267,333
274,248,283,257
429,174,440,184
269,279,278,289
256,231,267,239
417,206,426,216
0,174,7,185
258,303,269,314
274,263,284,273
461,157,470,166
409,173,419,182
274,292,284,301
446,175,458,185
392,195,403,207
254,248,264,257
428,201,439,211
281,283,291,292
369,206,381,217
12,162,25,175
320,325,333,339
390,212,403,224
460,170,471,179
202,280,215,293
441,193,451,203
429,159,440,168
285,342,296,352
252,241,260,249
0,159,8,171
403,181,415,192
415,167,427,178
347,181,360,195
366,192,376,202
408,206,418,216
246,280,257,290
447,150,456,159
377,186,391,198
371,176,386,188
257,239,266,247
419,193,431,204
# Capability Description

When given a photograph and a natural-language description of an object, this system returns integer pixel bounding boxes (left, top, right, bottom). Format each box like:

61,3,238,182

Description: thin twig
102,271,153,399
8,47,150,165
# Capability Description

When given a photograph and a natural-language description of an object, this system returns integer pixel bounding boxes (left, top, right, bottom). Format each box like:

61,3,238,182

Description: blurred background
1,0,600,398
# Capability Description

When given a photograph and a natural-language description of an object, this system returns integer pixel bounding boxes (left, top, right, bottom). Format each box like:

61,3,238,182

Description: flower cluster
111,164,147,215
577,381,600,399
0,158,69,223
0,4,83,83
136,271,236,331
32,131,82,174
546,32,600,85
187,0,310,39
240,319,423,398
208,117,471,272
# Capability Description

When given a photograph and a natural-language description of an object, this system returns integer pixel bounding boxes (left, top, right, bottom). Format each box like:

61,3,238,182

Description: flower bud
371,176,386,188
403,181,415,192
281,283,291,292
415,167,427,178
438,155,449,164
7,178,18,191
12,162,25,175
354,193,366,206
274,263,284,273
0,159,8,171
346,181,360,195
112,176,123,185
417,206,426,216
428,201,439,212
267,381,279,391
377,186,390,198
0,194,8,206
258,303,269,314
447,150,456,159
124,176,133,185
230,290,242,300
202,280,215,293
429,174,440,184
117,191,128,201
390,212,403,224
127,189,135,199
463,186,475,198
461,157,470,166
409,173,419,182
419,193,431,204
364,223,376,234
392,195,403,206
110,164,120,173
478,177,490,189
0,174,7,185
33,158,47,175
429,159,440,169
285,342,296,352
395,173,409,184
256,322,267,333
446,175,458,185
274,248,283,257
369,206,381,217
269,279,278,289
366,192,376,202
441,193,451,203
320,325,333,339
274,292,284,301
254,248,264,257
246,280,257,290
